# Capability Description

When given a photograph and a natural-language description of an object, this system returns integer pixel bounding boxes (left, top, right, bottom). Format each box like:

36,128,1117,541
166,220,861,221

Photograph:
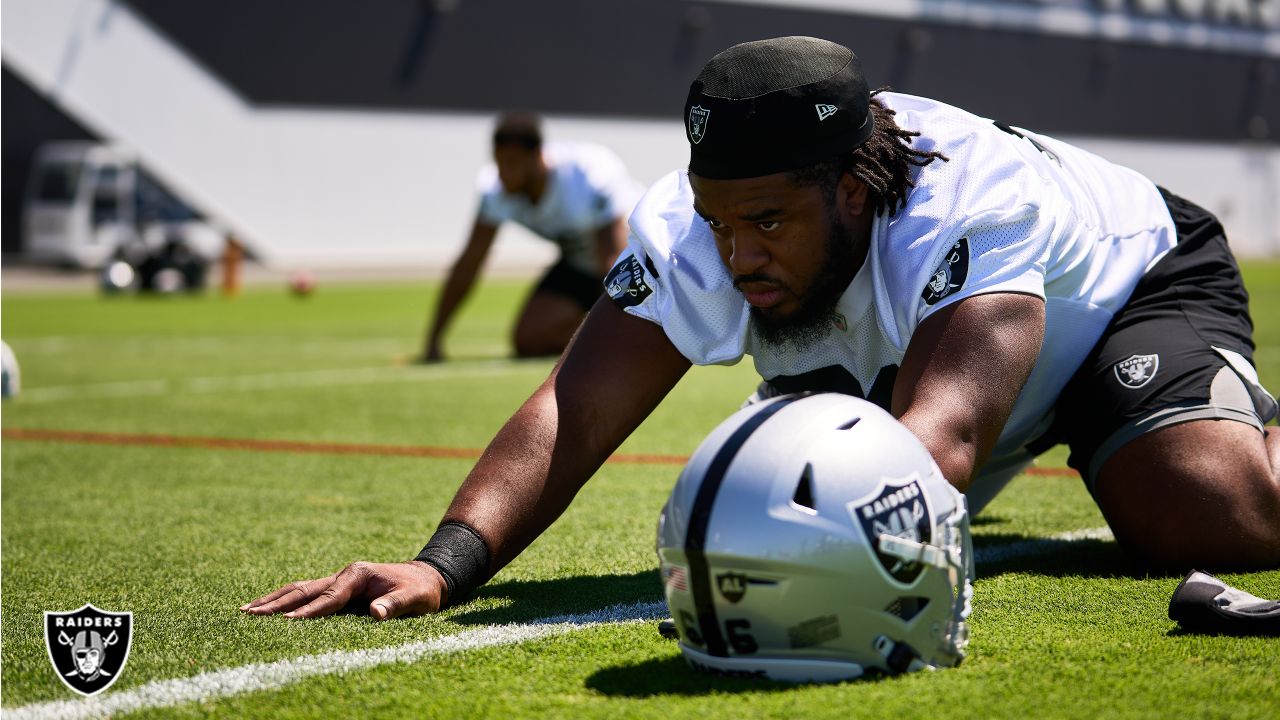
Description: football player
248,36,1280,621
420,111,642,360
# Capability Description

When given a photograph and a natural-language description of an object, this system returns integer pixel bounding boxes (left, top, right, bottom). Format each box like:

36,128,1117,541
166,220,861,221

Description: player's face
494,145,540,195
690,171,868,338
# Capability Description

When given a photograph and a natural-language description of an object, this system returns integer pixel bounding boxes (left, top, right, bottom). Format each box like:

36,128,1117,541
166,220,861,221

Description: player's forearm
898,412,983,492
438,378,610,573
422,301,689,603
428,255,485,344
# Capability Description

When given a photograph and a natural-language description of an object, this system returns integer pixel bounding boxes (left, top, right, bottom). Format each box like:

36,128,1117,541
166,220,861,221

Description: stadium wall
2,0,1276,269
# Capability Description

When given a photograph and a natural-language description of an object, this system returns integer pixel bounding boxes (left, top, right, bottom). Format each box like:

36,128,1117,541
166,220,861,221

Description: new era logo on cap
815,104,838,121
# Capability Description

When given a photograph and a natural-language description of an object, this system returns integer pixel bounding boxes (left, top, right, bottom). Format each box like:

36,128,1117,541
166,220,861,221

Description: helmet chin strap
873,635,928,674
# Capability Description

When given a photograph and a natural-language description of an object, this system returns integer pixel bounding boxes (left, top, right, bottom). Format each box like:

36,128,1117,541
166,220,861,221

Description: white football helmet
657,393,972,682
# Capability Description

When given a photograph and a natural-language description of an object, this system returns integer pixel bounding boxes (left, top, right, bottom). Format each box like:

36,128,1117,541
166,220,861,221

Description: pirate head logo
847,476,934,585
45,604,132,696
688,105,711,144
922,238,969,306
1114,354,1159,389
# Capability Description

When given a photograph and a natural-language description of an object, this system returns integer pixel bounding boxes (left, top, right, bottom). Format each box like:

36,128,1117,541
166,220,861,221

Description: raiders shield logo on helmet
688,105,711,144
45,604,133,696
1114,353,1159,389
847,476,934,585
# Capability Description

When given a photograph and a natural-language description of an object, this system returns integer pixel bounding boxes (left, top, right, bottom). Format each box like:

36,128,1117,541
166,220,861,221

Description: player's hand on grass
241,561,447,620
421,341,444,363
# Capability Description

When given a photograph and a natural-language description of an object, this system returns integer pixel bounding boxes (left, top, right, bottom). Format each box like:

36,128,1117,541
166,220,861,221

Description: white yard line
7,601,667,720
974,526,1114,564
16,359,538,404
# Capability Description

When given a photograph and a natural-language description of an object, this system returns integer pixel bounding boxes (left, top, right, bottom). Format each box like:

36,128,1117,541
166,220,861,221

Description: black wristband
414,520,491,609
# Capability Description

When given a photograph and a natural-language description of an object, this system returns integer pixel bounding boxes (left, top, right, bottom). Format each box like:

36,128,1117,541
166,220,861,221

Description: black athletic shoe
657,618,679,640
1168,570,1280,636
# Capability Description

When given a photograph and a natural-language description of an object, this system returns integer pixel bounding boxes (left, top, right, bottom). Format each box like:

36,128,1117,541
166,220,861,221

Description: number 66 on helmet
656,393,973,682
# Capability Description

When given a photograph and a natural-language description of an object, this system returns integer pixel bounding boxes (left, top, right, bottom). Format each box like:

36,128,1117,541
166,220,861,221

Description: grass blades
3,268,1278,719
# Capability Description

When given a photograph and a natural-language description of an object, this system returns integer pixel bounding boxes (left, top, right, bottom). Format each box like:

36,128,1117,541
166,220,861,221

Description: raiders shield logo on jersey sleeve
922,237,970,306
604,254,654,309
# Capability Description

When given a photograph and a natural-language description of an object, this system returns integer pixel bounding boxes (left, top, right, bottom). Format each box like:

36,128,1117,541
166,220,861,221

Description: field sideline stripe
0,427,1078,475
5,601,668,720
0,428,692,466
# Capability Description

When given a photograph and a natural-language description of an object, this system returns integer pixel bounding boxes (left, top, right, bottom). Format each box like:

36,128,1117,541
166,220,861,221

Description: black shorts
1046,188,1278,487
533,259,603,312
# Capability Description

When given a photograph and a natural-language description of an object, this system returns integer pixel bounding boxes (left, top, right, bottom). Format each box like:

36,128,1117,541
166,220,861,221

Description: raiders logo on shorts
1114,353,1159,389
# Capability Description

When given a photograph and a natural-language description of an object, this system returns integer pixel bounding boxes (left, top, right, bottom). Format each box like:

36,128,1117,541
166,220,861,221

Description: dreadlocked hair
790,90,948,216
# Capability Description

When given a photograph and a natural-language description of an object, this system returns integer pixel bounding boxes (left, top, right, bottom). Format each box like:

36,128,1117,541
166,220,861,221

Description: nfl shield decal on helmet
1114,353,1159,389
44,604,133,696
688,105,711,144
921,238,969,306
847,476,934,585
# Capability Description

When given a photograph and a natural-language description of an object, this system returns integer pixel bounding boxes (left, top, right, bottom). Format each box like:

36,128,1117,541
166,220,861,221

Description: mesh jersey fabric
607,92,1178,474
477,141,643,275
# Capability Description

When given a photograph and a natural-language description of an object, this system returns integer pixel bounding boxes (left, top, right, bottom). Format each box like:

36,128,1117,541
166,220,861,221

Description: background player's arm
593,217,629,277
892,292,1045,491
246,299,691,618
423,218,499,361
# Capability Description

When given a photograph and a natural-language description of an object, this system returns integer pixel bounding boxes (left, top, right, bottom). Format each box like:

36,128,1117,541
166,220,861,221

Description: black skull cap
685,36,874,179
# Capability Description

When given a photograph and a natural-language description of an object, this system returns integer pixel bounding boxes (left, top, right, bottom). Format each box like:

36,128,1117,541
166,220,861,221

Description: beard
749,213,858,353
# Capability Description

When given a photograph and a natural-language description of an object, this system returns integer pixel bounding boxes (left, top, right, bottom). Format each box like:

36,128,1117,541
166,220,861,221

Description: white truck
22,142,224,271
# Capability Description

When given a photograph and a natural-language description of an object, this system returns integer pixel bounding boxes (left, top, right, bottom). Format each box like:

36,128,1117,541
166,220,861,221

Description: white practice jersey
605,92,1178,466
477,141,642,275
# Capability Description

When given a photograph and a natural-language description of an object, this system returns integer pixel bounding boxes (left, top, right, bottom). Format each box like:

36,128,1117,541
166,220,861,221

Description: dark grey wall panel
125,0,1277,142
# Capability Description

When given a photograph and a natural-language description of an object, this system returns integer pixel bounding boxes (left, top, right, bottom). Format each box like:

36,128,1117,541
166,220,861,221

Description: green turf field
3,268,1278,719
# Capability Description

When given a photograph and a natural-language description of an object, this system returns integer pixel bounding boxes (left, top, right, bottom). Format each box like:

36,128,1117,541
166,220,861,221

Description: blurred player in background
249,37,1280,622
421,112,641,361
